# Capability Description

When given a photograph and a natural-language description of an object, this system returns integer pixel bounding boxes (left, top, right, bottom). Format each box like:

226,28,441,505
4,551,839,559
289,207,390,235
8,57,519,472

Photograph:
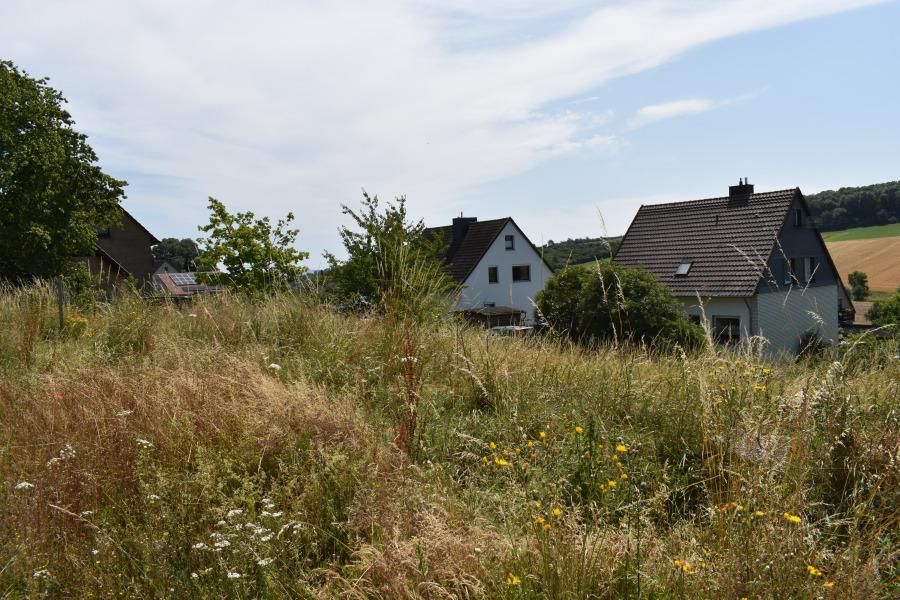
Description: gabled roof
120,207,161,245
613,189,799,296
424,217,551,284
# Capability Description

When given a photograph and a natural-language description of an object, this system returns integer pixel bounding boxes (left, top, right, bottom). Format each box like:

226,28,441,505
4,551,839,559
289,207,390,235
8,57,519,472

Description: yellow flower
481,456,488,463
807,565,823,577
824,581,834,589
762,368,771,375
515,447,521,455
612,454,619,462
505,572,521,586
754,510,765,517
533,500,542,509
575,426,583,434
539,431,546,440
783,512,802,524
673,560,682,568
534,516,545,524
608,480,617,488
616,444,627,453
527,441,534,448
494,457,509,466
552,507,562,517
753,384,767,392
489,441,497,450
543,523,551,531
620,473,628,480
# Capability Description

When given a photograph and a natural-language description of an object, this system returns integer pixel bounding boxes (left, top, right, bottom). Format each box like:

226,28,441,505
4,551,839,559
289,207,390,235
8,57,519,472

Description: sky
2,0,898,267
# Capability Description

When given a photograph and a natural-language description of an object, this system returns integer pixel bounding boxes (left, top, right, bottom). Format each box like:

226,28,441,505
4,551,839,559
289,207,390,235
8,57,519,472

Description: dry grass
1,286,897,598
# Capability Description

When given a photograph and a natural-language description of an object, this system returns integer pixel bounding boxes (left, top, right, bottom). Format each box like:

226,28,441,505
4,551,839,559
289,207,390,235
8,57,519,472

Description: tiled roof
613,189,798,297
424,218,510,283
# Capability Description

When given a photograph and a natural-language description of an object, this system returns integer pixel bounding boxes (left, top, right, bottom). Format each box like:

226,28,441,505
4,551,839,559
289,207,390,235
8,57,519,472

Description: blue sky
2,0,898,266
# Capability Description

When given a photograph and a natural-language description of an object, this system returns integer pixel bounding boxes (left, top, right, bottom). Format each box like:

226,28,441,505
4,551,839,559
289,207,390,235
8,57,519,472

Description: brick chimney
729,177,754,198
452,215,477,245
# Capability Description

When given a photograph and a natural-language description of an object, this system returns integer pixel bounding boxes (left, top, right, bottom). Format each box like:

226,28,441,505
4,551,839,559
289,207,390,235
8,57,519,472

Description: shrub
866,290,900,326
537,263,705,349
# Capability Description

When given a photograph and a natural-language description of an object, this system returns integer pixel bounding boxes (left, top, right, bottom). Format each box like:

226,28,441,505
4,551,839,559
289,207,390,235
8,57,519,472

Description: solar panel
169,273,197,286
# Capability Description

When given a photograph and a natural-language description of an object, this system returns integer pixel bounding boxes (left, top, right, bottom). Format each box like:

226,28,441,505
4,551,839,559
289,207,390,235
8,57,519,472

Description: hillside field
824,224,900,292
0,287,897,598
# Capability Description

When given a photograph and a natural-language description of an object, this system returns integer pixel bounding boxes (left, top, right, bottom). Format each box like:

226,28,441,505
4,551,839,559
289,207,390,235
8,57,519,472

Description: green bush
867,290,900,326
537,263,705,349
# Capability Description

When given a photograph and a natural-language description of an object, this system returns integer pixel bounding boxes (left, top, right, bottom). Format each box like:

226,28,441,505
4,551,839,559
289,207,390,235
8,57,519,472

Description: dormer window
794,208,802,227
505,235,515,250
674,261,692,276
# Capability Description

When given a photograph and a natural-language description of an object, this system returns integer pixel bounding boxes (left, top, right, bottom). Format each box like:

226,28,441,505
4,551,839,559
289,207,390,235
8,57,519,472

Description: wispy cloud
0,0,887,263
628,92,760,129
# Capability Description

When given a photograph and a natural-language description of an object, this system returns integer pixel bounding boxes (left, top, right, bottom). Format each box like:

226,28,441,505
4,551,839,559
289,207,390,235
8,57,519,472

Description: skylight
675,262,692,276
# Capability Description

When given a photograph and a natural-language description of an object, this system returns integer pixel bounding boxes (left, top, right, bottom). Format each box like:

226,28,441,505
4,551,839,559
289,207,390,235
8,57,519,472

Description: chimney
452,215,477,245
729,177,754,198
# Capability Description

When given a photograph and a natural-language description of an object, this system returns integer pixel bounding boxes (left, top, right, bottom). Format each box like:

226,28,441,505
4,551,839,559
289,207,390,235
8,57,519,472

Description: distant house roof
424,217,551,284
155,272,223,297
613,188,799,296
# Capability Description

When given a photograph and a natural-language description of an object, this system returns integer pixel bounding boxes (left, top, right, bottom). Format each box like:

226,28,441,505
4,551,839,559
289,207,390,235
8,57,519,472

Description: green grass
1,285,897,598
821,222,900,242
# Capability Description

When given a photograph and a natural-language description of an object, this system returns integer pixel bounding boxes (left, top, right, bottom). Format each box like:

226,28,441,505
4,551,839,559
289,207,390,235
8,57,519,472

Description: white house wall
456,221,552,322
756,285,839,356
680,296,754,343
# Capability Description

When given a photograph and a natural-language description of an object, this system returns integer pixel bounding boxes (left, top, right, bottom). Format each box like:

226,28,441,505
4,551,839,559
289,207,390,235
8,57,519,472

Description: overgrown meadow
0,284,897,598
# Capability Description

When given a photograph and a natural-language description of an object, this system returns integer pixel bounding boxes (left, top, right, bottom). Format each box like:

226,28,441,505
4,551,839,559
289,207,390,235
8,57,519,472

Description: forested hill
540,236,621,271
806,180,900,231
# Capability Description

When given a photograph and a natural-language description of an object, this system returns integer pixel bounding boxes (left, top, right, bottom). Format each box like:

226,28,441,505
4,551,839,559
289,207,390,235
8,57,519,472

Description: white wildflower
188,313,197,318
267,363,281,371
91,549,100,556
115,409,133,417
192,542,209,550
400,356,418,363
135,438,154,449
226,508,243,519
32,569,50,579
261,510,283,518
261,498,275,509
147,494,161,501
259,534,273,542
257,558,273,567
191,572,199,579
226,572,242,579
213,539,231,549
216,520,226,527
15,481,34,490
80,510,94,517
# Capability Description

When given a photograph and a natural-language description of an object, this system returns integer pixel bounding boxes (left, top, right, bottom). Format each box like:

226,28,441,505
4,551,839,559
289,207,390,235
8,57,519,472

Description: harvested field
826,236,900,292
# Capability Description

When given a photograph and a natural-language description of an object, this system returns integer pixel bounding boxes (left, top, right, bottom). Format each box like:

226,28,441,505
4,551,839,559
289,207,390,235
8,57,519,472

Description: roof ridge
638,188,798,211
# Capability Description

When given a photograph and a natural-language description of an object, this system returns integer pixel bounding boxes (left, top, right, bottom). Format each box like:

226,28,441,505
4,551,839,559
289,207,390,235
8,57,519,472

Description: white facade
455,221,553,322
679,285,839,357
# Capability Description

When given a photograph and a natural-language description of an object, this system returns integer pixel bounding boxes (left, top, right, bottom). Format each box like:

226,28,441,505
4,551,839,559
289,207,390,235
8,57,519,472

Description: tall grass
0,285,897,598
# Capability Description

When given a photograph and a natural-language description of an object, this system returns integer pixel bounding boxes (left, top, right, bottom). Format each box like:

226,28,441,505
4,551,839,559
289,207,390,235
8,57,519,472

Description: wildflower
32,569,50,579
620,473,628,480
261,510,283,518
226,572,242,579
539,431,546,440
481,456,488,463
14,481,34,490
754,510,766,517
147,494,161,501
783,512,802,524
534,516,545,525
191,572,199,579
257,558,273,567
608,480,617,488
543,523,551,531
267,363,281,371
489,441,497,450
824,581,834,589
753,384,768,392
515,447,521,455
226,509,243,519
552,507,562,517
192,542,209,550
616,444,627,453
135,438,154,449
575,426,583,434
762,368,771,375
400,356,418,363
527,441,534,448
505,572,521,586
533,501,542,509
673,560,683,568
115,409,133,417
806,565,823,577
494,457,509,466
188,313,197,318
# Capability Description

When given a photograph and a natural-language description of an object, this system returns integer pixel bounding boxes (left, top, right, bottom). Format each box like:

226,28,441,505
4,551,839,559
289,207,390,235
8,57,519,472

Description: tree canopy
152,238,200,271
0,60,126,281
537,263,704,349
324,191,448,307
196,197,308,291
807,181,900,231
539,237,621,270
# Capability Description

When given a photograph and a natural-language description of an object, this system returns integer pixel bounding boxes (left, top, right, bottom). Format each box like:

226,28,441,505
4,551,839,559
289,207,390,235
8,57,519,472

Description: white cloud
628,98,716,129
0,0,887,264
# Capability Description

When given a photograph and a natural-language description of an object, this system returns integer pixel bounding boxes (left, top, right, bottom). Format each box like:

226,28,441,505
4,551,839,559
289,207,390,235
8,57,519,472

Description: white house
424,216,553,324
613,181,854,356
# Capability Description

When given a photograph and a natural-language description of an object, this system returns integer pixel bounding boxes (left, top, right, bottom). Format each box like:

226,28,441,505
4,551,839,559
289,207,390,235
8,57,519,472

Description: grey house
613,182,853,355
77,208,160,288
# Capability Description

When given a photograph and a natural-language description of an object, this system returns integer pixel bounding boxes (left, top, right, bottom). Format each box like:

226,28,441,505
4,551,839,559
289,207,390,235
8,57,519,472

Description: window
488,266,498,284
675,261,692,276
512,265,531,282
783,257,797,285
804,257,817,283
713,316,740,344
794,208,802,227
483,302,496,308
505,234,515,250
